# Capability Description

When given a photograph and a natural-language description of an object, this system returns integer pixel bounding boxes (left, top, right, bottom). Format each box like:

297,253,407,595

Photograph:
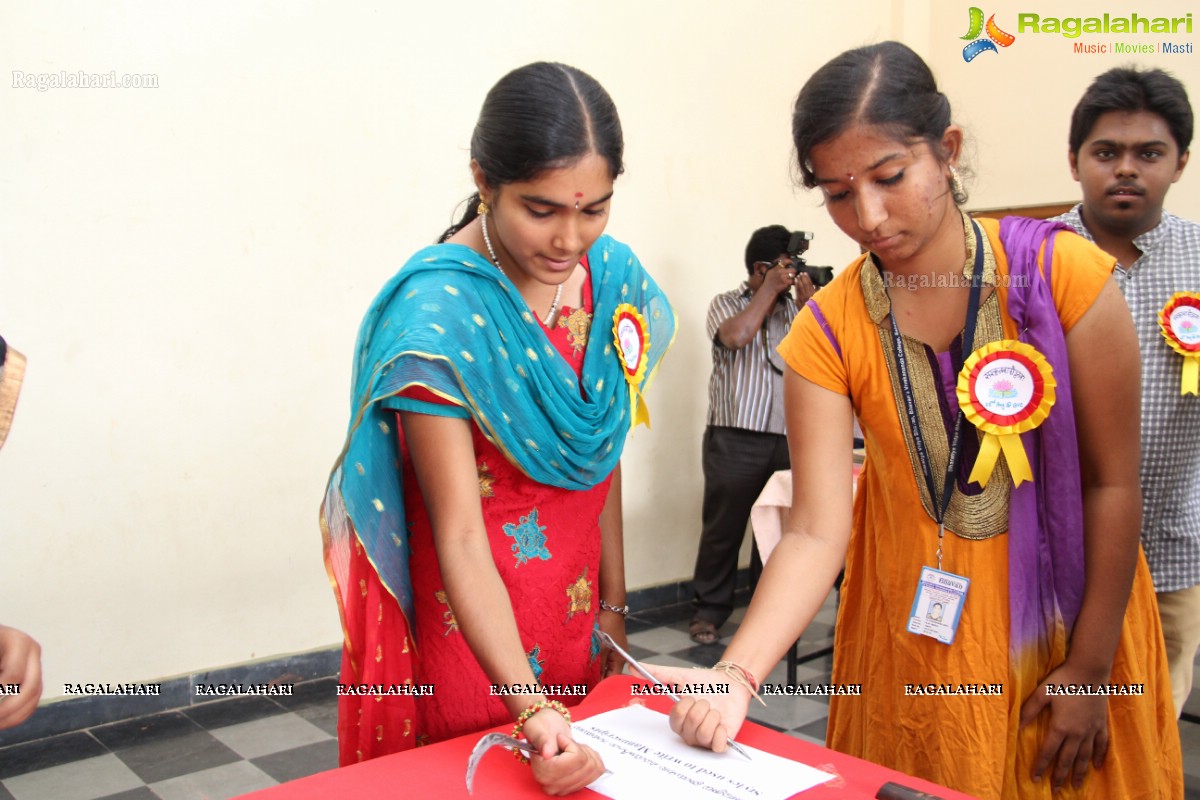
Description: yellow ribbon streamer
968,432,1001,487
999,433,1033,486
1183,357,1199,396
629,385,651,429
968,433,1033,487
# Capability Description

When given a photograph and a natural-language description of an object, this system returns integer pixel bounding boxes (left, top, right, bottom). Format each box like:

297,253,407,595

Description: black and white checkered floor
0,592,1197,799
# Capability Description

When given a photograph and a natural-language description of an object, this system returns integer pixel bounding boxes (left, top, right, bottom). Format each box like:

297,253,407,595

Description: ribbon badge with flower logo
1159,293,1200,396
612,303,651,429
956,340,1056,487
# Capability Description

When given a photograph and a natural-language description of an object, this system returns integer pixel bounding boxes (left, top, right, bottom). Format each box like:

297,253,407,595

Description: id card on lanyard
907,567,970,644
893,220,986,646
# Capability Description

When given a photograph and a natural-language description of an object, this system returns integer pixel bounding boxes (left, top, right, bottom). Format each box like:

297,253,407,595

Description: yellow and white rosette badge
1159,293,1200,396
612,303,651,429
956,340,1056,487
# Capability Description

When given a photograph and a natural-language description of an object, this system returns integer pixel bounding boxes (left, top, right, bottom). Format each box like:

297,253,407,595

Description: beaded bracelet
712,660,768,707
509,699,572,763
599,599,630,617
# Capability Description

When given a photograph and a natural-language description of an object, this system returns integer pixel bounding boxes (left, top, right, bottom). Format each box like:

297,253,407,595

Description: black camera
786,231,834,288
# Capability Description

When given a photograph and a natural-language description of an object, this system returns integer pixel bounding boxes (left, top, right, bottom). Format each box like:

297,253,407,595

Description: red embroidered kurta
338,270,611,763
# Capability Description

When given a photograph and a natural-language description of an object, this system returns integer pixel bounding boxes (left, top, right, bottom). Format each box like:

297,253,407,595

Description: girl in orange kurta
775,216,1180,798
653,42,1181,799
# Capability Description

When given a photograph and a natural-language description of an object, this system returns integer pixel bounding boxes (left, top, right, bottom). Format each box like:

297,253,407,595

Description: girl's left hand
598,611,627,679
1019,662,1110,791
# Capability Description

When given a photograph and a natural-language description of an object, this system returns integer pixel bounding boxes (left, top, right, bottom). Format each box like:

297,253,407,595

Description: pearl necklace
481,212,564,324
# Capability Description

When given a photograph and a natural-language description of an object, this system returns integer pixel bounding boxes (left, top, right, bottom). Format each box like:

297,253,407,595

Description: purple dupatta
999,216,1086,669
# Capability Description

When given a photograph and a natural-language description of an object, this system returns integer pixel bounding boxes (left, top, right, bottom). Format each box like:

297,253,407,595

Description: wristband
712,660,767,707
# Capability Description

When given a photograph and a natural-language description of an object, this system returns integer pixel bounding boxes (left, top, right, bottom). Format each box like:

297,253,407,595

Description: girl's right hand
523,709,606,796
643,664,753,752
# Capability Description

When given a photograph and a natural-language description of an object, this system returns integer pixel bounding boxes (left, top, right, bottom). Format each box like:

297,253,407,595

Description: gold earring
477,199,490,216
949,166,964,201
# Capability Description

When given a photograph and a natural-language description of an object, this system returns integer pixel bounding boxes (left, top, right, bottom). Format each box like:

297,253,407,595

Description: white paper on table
572,705,834,800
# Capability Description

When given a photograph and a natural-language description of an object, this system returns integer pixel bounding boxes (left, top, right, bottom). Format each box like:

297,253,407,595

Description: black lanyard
886,220,986,567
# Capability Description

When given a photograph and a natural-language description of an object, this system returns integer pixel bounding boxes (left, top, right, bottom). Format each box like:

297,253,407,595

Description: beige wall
2,1,1196,701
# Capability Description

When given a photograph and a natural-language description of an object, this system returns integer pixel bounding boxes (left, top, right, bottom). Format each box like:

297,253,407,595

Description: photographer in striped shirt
688,226,816,645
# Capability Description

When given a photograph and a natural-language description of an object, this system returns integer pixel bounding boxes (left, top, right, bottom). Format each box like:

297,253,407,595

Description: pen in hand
595,630,754,761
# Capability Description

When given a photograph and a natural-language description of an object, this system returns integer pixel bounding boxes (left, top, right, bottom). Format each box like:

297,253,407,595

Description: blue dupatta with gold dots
322,233,675,637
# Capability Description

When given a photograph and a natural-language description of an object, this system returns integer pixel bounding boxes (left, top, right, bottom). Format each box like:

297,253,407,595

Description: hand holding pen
596,631,754,760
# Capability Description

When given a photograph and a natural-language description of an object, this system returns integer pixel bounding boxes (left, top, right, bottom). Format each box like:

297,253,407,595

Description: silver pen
596,630,753,760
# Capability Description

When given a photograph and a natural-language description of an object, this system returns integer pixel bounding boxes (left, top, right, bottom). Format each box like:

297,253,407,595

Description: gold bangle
510,700,571,763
